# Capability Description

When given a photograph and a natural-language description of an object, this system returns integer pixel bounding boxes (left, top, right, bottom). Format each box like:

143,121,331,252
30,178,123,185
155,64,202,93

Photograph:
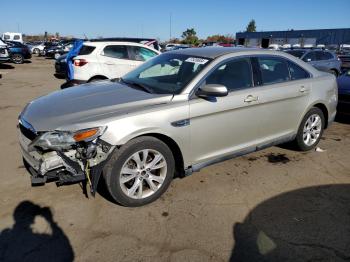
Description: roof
84,41,154,47
89,37,157,42
169,47,259,59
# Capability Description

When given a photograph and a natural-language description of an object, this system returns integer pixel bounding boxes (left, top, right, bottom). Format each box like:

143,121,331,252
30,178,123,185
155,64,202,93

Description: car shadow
229,184,350,262
0,63,15,69
0,201,74,261
54,73,66,79
23,60,32,64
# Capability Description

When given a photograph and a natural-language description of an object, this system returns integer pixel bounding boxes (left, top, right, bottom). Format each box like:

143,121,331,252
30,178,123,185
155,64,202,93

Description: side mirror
196,84,228,98
305,58,312,62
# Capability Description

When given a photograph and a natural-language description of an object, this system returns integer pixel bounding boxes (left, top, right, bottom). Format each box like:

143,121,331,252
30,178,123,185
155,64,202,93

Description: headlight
29,126,107,150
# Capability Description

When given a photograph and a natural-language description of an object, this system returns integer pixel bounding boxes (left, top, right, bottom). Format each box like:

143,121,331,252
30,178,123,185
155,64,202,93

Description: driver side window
206,58,253,91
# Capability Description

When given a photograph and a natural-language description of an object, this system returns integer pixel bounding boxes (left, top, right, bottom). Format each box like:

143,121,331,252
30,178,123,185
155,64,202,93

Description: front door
189,57,263,164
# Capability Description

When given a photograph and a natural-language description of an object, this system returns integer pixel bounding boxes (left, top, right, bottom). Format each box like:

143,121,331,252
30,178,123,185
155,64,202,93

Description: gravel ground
0,57,349,262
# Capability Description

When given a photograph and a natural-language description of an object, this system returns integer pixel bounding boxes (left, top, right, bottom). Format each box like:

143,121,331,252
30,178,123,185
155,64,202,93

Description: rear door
250,56,312,145
99,45,134,78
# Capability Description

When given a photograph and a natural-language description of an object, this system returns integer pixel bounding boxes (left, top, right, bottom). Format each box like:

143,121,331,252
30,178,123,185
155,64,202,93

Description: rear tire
330,69,338,77
293,107,325,151
103,137,175,207
11,54,24,64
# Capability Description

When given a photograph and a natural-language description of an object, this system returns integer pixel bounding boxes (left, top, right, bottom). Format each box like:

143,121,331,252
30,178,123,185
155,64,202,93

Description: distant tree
181,28,199,46
246,19,256,32
168,38,181,44
206,34,234,43
44,31,48,41
55,32,60,39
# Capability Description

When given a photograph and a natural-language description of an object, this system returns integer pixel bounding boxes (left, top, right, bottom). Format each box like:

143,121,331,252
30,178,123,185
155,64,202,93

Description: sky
0,0,349,41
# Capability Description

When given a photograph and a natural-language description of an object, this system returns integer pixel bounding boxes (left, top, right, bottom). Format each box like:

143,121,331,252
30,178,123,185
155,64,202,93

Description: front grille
19,123,38,141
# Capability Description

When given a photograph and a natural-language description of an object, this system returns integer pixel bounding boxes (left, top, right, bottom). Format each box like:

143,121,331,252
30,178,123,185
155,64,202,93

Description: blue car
6,41,31,64
337,69,350,115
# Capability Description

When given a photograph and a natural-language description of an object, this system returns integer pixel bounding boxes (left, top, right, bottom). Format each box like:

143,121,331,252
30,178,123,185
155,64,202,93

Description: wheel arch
297,102,330,132
88,75,108,82
330,68,340,76
134,133,185,177
312,103,329,129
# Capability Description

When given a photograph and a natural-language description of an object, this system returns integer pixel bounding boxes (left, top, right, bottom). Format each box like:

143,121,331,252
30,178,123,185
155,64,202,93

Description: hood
337,74,350,94
21,81,173,131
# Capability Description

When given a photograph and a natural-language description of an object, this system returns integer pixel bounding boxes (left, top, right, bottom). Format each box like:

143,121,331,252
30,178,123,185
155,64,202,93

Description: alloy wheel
119,149,167,199
303,114,322,146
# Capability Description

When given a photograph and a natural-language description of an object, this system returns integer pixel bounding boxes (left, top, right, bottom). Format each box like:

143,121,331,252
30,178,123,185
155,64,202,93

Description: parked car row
284,49,342,76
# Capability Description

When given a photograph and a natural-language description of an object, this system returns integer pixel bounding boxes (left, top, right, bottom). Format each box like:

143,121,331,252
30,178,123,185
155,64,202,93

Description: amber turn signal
73,128,99,142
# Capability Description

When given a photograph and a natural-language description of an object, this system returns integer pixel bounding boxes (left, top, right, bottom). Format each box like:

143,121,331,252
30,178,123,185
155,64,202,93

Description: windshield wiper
119,78,153,94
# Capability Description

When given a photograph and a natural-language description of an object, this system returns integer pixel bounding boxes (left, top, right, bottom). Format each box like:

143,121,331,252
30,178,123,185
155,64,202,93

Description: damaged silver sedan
19,48,337,206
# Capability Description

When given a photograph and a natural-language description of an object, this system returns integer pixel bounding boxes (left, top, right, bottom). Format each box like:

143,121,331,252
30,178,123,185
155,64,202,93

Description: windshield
285,50,307,58
122,53,212,94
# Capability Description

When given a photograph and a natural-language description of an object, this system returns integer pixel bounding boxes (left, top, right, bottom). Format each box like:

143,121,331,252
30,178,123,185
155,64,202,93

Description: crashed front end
18,117,115,195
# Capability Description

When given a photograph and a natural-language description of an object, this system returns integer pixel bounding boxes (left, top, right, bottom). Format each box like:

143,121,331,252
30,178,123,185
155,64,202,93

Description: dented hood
21,80,173,131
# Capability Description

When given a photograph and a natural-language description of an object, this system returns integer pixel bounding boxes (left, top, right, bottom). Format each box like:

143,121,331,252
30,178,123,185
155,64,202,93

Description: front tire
103,137,175,207
294,107,325,151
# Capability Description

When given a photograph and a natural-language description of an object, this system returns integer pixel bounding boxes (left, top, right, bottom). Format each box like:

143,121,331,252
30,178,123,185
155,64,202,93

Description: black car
337,69,350,115
39,42,59,56
46,43,72,59
5,41,31,64
54,54,68,78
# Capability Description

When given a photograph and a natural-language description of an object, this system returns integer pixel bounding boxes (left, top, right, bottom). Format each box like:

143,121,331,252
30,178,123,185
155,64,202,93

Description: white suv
71,41,161,85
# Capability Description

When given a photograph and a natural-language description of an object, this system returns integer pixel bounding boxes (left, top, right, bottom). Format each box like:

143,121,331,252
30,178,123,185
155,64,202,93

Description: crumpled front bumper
18,123,115,193
19,129,86,185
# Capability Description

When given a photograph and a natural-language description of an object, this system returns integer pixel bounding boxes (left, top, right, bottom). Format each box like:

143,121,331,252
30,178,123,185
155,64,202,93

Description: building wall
236,28,350,47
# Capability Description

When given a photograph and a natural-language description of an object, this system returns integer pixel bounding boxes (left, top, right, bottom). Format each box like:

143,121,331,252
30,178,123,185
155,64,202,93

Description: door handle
299,86,308,93
105,62,114,65
244,95,259,103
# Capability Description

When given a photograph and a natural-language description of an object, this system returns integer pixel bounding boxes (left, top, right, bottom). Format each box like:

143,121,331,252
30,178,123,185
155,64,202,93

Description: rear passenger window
303,52,316,62
206,58,252,91
130,46,158,61
78,45,96,55
317,51,333,60
103,45,128,59
288,61,310,80
258,57,290,85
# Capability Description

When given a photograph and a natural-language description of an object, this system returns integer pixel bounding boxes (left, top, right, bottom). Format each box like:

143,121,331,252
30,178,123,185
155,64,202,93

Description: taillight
74,59,88,66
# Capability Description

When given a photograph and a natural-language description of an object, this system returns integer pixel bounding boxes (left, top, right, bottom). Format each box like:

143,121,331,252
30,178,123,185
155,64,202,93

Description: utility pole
169,13,172,41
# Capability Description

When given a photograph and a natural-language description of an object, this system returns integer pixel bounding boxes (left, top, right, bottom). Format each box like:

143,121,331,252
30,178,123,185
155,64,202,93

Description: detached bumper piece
24,158,86,187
